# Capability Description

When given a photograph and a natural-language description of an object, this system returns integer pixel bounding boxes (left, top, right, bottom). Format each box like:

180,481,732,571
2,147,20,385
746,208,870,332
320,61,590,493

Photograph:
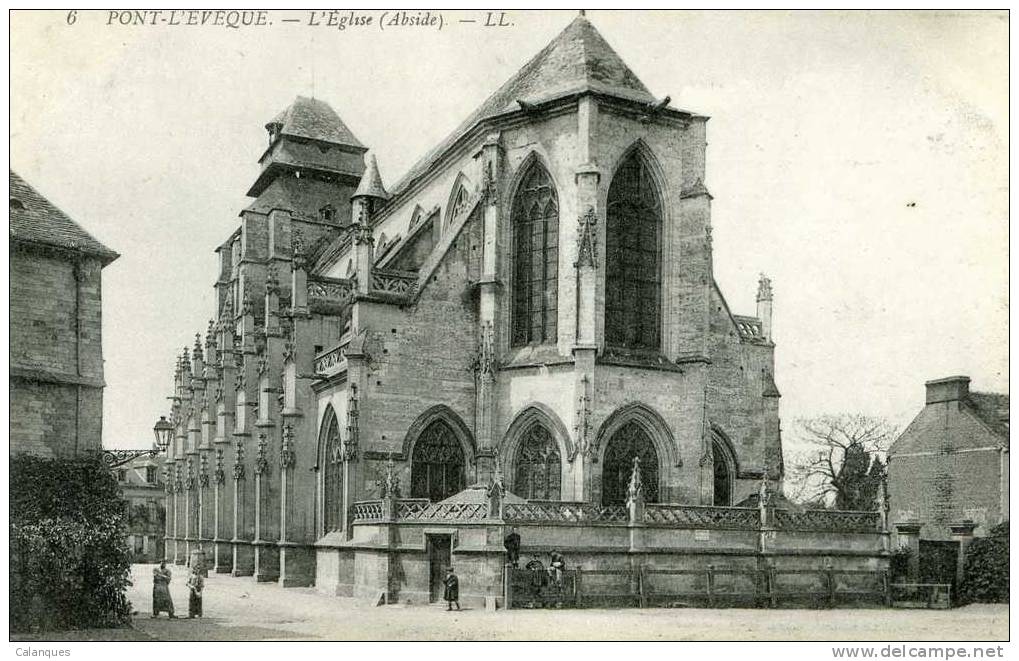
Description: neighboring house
888,376,1009,540
116,453,167,562
9,170,119,457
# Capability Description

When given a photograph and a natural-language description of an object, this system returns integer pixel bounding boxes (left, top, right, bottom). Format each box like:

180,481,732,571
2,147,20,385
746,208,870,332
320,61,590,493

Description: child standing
186,566,204,618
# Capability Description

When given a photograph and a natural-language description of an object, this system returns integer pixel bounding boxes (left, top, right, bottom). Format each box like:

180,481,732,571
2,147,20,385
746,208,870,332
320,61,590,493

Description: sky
9,10,1008,451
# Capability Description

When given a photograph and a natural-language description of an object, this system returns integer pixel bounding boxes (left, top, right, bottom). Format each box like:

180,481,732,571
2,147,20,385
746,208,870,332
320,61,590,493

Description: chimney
925,376,970,405
756,273,773,342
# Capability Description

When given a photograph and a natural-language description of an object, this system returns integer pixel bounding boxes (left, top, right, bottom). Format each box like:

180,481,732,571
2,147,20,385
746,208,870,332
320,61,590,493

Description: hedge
958,521,1009,604
10,453,133,632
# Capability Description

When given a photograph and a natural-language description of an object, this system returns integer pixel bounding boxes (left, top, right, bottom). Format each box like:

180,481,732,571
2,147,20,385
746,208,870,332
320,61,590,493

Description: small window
320,204,336,223
117,469,128,482
10,198,25,211
145,466,158,484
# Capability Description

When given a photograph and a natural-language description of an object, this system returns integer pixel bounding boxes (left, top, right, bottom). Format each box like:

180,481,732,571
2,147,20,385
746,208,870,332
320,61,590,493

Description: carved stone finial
575,207,598,268
193,333,204,361
233,438,245,480
279,424,295,469
378,457,400,499
254,433,270,475
353,218,374,246
757,273,773,302
627,456,644,503
214,448,226,485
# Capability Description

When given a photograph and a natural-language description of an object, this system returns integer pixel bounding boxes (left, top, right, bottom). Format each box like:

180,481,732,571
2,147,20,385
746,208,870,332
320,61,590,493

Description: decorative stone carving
472,321,498,377
279,424,295,469
575,207,598,268
214,448,226,485
198,453,210,488
343,385,359,461
184,458,195,491
256,355,268,376
254,433,270,475
484,161,498,206
353,220,374,245
232,438,245,480
758,273,773,301
376,457,400,499
573,375,591,460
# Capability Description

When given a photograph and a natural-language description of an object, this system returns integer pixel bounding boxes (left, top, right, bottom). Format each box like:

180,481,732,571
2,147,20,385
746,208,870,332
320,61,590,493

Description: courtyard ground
88,564,1008,641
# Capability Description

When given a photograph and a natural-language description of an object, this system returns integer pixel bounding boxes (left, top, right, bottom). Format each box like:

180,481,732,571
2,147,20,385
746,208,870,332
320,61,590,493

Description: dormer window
319,204,336,223
266,122,282,147
10,198,24,211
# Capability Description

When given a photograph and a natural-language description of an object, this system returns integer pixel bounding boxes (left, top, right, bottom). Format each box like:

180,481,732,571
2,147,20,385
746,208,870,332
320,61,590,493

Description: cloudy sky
10,10,1008,450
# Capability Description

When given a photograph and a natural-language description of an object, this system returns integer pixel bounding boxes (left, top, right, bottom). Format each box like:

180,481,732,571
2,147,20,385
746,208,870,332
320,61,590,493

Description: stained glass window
410,420,465,501
321,411,343,532
602,421,659,505
512,164,559,346
605,152,662,351
513,424,562,500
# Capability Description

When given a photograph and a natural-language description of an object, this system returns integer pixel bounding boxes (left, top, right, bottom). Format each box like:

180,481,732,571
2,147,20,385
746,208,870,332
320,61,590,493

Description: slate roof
383,14,659,204
9,170,118,264
965,391,1009,440
352,153,389,200
267,96,365,149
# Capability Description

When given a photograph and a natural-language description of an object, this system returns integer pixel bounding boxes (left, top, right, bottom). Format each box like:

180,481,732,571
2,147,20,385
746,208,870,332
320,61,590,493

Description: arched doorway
513,423,562,500
410,420,466,501
712,437,736,506
602,421,659,505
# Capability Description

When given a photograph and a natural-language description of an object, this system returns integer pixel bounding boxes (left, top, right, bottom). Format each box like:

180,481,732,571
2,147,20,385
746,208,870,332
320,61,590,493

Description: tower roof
267,95,365,150
384,14,661,204
9,170,119,265
352,154,388,200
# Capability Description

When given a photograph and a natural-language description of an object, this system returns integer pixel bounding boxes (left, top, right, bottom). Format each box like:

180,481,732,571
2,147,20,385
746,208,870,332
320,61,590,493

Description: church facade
162,16,885,603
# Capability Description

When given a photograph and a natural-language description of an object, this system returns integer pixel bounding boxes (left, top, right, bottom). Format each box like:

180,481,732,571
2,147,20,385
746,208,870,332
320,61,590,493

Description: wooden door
427,535,452,603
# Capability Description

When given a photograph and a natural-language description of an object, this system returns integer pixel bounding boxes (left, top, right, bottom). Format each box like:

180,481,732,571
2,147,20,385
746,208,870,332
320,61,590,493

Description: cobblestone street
122,564,1007,641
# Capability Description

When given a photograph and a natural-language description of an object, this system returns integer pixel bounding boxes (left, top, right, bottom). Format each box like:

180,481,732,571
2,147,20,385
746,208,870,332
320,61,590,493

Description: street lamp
152,415,174,453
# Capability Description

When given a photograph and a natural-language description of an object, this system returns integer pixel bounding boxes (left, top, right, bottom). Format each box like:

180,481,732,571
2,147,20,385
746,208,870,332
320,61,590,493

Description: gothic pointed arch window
712,436,736,506
320,409,343,532
602,421,660,505
448,182,471,226
513,424,562,500
605,150,663,351
512,162,559,346
410,420,466,501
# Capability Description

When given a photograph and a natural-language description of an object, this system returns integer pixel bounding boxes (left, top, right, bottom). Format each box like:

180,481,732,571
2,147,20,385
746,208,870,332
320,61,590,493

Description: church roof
267,95,365,149
384,14,659,204
352,153,389,200
9,170,119,265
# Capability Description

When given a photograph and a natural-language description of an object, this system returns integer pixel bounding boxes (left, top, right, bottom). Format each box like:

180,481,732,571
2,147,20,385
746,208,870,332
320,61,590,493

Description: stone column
230,310,258,576
894,521,922,582
949,520,978,590
475,133,502,482
341,342,366,536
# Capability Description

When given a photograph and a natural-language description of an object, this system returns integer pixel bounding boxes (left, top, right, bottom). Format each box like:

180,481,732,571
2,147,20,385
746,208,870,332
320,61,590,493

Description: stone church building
162,16,881,603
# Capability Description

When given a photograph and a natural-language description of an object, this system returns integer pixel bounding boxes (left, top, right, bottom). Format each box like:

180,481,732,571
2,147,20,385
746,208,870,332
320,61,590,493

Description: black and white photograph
7,7,1009,650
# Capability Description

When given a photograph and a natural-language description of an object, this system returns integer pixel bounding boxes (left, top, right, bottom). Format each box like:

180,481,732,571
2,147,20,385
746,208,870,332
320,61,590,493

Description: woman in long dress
187,567,204,618
152,561,176,618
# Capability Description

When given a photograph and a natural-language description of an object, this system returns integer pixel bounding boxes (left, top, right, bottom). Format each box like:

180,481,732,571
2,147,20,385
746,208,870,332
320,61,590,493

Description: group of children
151,560,204,619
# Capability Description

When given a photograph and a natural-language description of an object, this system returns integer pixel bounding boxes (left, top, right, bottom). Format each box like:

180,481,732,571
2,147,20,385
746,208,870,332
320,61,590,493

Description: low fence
504,564,892,609
350,498,884,534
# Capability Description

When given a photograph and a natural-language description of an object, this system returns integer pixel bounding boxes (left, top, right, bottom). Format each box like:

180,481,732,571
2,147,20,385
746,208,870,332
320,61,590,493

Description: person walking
186,566,204,618
443,567,460,611
503,526,521,568
152,560,176,618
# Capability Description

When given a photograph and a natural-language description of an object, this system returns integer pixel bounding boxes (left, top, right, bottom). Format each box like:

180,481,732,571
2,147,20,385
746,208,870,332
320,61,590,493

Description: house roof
965,391,1009,440
383,14,660,204
267,95,365,149
9,170,119,265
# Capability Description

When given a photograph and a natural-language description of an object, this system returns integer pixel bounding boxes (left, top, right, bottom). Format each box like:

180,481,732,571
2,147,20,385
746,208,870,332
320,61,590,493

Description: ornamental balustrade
307,277,355,304
347,497,886,533
370,269,418,297
772,508,881,533
314,337,350,375
643,504,760,529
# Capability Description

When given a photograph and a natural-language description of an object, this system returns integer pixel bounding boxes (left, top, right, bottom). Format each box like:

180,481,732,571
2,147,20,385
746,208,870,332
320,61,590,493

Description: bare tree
785,414,896,509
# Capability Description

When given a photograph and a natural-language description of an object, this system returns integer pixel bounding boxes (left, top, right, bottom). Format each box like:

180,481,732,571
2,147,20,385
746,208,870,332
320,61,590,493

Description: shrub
958,522,1009,604
10,453,133,632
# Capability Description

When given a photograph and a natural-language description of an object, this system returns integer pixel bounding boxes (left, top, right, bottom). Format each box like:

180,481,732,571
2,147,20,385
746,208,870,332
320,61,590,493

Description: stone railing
351,500,384,522
370,268,418,297
308,276,355,304
504,501,629,524
643,504,760,530
313,336,350,375
773,508,881,533
397,500,488,521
